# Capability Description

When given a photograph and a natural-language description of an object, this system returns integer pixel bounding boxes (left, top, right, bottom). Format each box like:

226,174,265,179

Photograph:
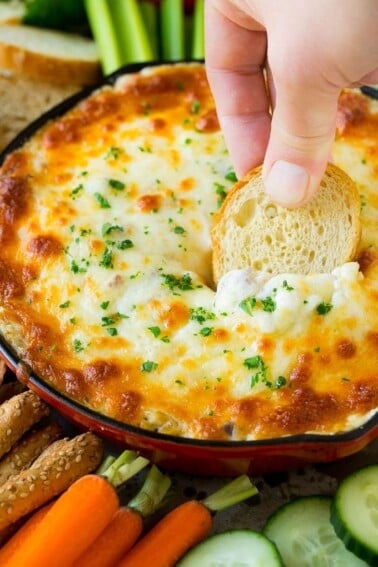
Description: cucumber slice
176,529,283,566
264,496,369,566
331,464,378,566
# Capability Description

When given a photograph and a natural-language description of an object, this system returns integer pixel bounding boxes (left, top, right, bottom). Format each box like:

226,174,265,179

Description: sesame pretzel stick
0,390,49,460
0,432,104,530
0,422,62,484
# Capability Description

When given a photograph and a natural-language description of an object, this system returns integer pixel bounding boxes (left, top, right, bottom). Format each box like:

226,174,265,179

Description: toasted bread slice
0,24,100,85
211,163,361,283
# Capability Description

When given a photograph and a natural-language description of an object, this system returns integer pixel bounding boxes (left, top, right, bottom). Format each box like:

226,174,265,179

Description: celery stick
191,0,204,59
84,0,122,74
100,449,149,487
160,0,185,61
201,475,258,511
184,12,193,59
108,0,154,64
140,1,159,59
128,465,172,517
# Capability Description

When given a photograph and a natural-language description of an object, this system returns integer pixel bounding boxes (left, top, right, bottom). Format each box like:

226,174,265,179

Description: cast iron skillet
0,63,376,476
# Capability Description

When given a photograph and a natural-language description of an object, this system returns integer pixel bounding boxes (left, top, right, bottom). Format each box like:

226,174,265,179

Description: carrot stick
73,464,171,567
117,499,212,567
117,474,258,567
0,503,53,564
72,506,143,567
73,466,171,567
2,474,119,567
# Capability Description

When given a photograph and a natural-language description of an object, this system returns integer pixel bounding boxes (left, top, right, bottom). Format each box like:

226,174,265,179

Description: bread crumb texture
211,163,361,282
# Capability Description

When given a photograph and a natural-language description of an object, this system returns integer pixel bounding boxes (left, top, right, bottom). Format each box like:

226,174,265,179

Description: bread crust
0,42,101,85
211,163,362,283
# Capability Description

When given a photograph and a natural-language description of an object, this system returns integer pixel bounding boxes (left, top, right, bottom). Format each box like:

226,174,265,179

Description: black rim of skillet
0,61,376,448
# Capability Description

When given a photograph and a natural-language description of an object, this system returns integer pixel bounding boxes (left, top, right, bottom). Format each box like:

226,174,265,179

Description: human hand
205,0,378,207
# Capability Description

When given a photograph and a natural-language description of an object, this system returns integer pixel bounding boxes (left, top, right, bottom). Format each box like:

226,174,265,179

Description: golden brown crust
0,65,375,442
0,432,103,530
0,44,100,85
0,28,101,86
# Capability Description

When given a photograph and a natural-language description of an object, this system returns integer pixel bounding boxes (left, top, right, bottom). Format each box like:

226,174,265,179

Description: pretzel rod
0,422,62,484
0,432,104,530
0,390,49,460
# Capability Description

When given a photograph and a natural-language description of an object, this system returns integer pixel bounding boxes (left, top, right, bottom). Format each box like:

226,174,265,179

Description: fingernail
265,160,309,208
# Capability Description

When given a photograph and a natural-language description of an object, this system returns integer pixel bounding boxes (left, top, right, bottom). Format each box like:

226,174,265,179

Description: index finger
205,1,271,176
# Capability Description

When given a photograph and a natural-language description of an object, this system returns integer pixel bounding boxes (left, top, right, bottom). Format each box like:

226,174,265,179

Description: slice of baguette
211,163,361,283
0,24,100,85
0,71,80,150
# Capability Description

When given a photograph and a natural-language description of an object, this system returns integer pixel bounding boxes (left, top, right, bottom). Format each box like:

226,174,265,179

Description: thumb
262,78,339,208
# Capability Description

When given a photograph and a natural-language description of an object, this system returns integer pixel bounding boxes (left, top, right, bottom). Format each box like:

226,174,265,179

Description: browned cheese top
0,66,376,441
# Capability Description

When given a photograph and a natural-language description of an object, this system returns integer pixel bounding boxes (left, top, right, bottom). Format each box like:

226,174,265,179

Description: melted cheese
0,65,377,441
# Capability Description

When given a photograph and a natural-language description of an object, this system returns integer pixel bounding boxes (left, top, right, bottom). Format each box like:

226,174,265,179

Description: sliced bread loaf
211,163,361,282
0,24,100,85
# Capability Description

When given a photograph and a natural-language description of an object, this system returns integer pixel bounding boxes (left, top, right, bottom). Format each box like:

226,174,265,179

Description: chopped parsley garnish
275,376,287,389
101,316,116,326
225,170,237,182
106,146,123,159
116,239,134,250
95,193,111,208
100,301,110,310
138,145,152,153
73,339,84,352
107,328,118,336
190,306,215,324
141,360,158,372
191,100,200,114
199,327,213,337
147,326,169,343
282,280,294,291
69,183,84,199
244,355,264,370
148,326,161,337
59,300,70,308
116,312,129,319
70,259,89,274
243,355,271,389
261,296,276,313
161,272,194,291
316,302,333,315
173,226,186,235
99,247,113,269
108,179,125,191
239,296,257,315
214,182,227,207
102,223,123,237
